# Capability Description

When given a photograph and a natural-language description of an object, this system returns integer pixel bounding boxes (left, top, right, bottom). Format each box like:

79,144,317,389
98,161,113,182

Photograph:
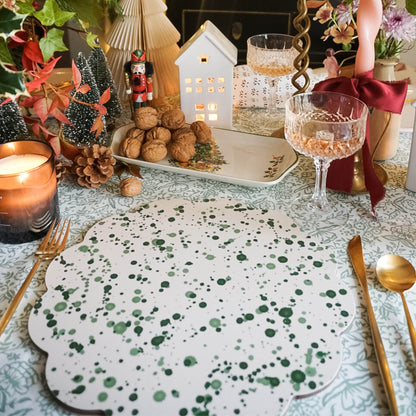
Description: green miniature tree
88,46,122,129
62,52,108,147
0,98,30,144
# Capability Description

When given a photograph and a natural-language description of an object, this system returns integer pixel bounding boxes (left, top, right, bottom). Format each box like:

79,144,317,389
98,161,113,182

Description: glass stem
312,158,331,210
267,77,277,113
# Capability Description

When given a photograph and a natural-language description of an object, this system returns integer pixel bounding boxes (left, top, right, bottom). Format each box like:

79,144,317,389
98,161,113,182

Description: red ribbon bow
313,70,408,211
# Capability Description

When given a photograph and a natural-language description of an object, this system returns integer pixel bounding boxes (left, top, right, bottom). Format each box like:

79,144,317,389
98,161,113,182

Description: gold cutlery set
349,235,416,416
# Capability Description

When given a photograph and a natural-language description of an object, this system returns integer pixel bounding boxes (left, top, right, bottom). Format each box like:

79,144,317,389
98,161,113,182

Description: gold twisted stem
292,0,311,94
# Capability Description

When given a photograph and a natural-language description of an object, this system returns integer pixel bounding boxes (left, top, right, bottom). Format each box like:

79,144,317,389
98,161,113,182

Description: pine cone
55,159,69,184
72,144,116,188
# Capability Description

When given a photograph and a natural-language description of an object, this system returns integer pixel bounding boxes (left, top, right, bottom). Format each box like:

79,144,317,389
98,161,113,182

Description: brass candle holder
292,0,311,94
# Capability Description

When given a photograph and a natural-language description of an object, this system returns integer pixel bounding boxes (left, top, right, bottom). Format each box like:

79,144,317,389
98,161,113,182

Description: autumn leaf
22,41,44,70
77,84,91,94
49,106,73,126
25,57,61,92
20,94,43,107
72,60,82,89
99,87,111,105
128,165,143,179
53,90,70,108
48,135,61,157
95,103,107,116
90,116,105,137
33,96,52,123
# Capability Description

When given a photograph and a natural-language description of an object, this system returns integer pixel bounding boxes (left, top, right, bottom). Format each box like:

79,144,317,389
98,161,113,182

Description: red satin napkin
312,70,408,211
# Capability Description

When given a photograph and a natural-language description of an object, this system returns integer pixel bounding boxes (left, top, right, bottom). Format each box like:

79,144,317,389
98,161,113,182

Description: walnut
141,140,168,162
169,140,196,163
125,126,145,142
134,107,158,130
191,121,212,143
161,109,186,130
119,137,142,159
120,177,142,197
171,127,196,145
146,126,171,144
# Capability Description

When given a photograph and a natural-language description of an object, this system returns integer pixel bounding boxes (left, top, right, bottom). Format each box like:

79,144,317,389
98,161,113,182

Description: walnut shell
125,126,145,142
119,137,142,159
161,109,186,130
169,140,196,163
171,127,196,145
146,126,171,144
141,140,168,162
191,121,212,143
134,107,158,130
120,177,142,197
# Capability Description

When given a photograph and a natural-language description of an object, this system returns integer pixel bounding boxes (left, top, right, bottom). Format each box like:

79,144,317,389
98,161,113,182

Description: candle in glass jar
0,141,59,244
0,154,48,175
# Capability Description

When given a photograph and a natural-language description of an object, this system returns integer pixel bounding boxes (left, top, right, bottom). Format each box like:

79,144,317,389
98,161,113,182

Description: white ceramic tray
29,198,354,415
110,124,298,187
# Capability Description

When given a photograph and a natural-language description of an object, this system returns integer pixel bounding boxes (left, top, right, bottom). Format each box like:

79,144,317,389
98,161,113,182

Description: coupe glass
284,91,368,232
246,34,297,113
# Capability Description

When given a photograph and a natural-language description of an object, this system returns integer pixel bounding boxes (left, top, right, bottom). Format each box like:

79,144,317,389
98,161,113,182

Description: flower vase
369,59,401,160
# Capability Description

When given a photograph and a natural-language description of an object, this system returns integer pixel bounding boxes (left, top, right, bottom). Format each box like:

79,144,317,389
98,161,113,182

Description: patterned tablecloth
1,108,416,416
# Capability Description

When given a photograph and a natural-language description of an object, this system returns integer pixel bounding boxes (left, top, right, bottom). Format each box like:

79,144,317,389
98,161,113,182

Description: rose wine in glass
284,91,368,233
247,34,297,114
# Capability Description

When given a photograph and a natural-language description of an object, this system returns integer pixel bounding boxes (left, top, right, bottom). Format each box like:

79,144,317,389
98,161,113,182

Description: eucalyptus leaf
34,0,75,27
0,64,26,97
0,8,26,40
39,28,68,62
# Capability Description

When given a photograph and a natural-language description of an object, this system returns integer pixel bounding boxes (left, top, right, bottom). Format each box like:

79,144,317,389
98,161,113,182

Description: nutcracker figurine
124,49,153,109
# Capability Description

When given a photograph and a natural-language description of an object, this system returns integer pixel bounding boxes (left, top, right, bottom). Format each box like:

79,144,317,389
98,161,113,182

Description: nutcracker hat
131,49,146,63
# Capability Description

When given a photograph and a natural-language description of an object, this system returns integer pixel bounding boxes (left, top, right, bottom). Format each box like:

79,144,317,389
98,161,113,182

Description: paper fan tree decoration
105,0,180,102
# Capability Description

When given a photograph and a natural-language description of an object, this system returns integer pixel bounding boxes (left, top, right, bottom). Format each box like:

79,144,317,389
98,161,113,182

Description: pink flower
381,5,416,42
314,2,333,24
335,0,360,25
330,23,355,45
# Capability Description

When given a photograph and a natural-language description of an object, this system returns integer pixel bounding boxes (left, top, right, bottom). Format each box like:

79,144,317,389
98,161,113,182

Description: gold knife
348,235,398,416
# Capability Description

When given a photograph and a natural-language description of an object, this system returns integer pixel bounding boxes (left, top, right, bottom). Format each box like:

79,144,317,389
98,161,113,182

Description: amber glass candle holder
0,140,60,244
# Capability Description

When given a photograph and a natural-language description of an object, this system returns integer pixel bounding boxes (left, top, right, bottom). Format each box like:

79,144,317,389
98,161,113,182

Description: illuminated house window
218,77,225,83
195,104,205,110
208,77,215,83
186,87,192,93
199,53,209,64
218,86,225,93
196,87,203,93
208,114,218,121
195,78,202,84
207,87,215,93
208,103,217,111
196,114,205,121
185,78,192,84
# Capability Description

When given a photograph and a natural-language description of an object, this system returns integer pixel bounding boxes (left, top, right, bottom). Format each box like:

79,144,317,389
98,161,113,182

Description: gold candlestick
292,0,311,94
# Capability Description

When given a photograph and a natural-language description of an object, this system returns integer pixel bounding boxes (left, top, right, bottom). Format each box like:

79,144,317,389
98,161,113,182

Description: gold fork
0,219,71,336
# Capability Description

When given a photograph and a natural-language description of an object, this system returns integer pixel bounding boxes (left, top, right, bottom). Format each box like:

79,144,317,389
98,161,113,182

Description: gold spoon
376,254,416,360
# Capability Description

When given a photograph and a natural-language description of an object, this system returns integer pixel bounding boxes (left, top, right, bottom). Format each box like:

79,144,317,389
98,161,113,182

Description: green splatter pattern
28,198,354,415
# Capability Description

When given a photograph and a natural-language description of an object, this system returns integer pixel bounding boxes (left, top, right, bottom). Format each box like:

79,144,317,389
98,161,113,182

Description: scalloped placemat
29,198,354,415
